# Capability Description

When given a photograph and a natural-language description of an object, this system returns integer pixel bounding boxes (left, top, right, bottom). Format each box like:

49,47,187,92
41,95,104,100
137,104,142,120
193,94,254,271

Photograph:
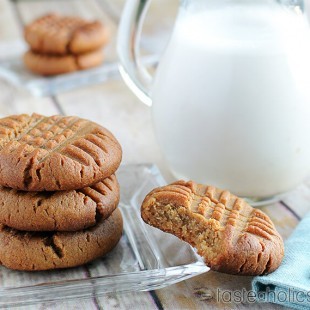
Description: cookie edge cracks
0,174,120,231
0,208,123,271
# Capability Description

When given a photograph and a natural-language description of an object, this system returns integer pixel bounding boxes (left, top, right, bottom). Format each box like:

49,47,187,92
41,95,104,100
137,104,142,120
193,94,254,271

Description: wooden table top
0,0,309,309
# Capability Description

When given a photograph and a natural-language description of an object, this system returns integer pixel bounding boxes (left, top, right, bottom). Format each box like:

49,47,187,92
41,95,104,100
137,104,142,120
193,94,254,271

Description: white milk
152,3,310,197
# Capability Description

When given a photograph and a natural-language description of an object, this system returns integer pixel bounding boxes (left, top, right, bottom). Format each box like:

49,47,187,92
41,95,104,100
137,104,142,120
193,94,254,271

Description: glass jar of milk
118,0,310,205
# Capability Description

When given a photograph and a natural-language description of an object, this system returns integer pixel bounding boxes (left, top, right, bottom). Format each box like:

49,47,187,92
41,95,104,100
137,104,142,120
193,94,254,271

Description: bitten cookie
23,49,104,76
0,114,122,191
24,13,109,55
0,175,119,231
141,181,284,276
0,208,123,271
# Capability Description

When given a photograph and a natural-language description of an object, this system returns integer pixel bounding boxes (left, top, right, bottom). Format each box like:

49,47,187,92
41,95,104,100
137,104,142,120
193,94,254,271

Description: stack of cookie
0,114,123,271
23,13,109,76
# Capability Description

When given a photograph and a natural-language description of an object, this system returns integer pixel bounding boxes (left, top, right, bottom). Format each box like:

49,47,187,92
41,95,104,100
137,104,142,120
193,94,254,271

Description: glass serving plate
0,164,209,307
0,39,117,96
0,40,158,97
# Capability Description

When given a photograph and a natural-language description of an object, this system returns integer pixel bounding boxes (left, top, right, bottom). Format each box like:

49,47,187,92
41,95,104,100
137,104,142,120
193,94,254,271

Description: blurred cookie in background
23,13,109,76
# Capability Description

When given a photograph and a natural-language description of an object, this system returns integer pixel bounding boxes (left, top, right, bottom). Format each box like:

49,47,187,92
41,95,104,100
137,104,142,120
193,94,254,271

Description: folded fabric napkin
252,212,310,310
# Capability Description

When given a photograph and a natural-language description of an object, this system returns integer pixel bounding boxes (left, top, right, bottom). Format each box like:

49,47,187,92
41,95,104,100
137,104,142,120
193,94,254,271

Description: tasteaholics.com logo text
217,287,310,304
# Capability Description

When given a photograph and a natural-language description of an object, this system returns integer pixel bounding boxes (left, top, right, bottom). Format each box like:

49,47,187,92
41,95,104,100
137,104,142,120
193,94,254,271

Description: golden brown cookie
0,114,122,191
141,181,284,276
0,208,123,271
24,13,109,55
0,175,119,231
23,49,104,76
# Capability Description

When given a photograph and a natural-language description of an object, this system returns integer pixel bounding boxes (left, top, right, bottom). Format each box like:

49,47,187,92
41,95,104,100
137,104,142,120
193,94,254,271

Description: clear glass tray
0,40,120,97
0,164,209,307
0,40,158,97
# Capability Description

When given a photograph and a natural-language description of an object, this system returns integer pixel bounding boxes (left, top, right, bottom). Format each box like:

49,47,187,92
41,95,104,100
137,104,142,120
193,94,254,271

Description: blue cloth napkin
252,213,310,310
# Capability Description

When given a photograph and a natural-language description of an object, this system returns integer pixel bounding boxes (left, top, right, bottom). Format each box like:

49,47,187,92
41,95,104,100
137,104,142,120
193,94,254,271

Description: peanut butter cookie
0,208,123,271
24,13,109,55
23,49,104,76
0,114,122,191
0,175,119,231
141,181,284,275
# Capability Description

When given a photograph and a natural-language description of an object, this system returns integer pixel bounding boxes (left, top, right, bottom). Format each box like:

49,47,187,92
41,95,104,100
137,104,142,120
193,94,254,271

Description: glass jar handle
117,0,153,106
